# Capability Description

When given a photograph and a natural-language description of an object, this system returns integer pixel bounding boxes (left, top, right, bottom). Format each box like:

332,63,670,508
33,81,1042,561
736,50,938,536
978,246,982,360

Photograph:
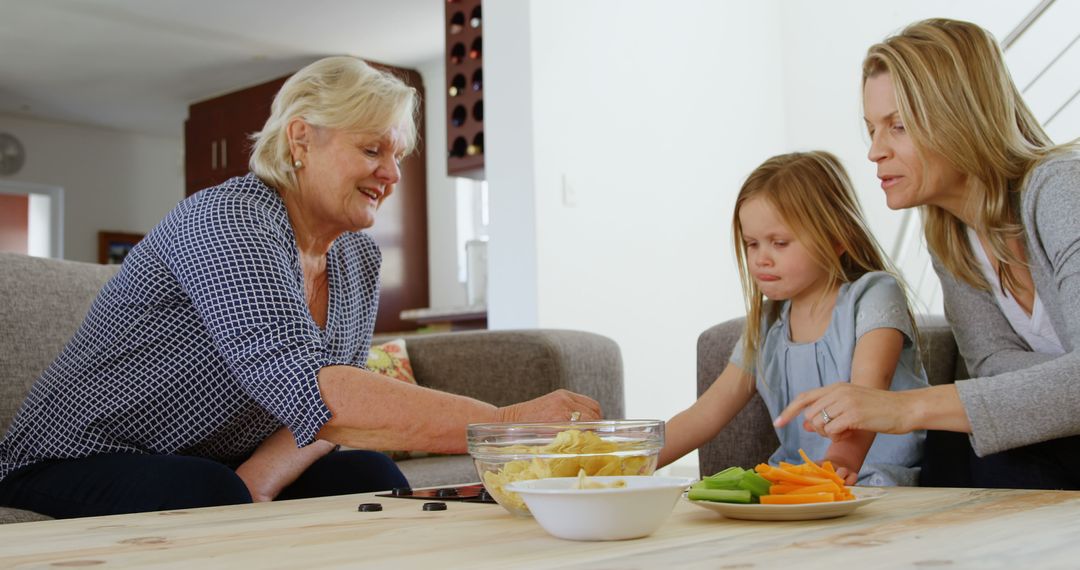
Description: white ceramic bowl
504,475,693,541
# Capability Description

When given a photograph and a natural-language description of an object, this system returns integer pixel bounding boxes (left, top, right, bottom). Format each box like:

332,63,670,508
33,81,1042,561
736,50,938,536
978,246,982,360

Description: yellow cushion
366,338,417,385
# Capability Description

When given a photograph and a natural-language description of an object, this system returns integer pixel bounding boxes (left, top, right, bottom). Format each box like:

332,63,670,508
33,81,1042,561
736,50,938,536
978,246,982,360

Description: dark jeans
0,449,407,519
919,430,1080,489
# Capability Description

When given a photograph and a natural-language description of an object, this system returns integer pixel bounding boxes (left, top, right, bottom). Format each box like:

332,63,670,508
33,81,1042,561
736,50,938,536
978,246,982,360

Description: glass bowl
466,420,664,516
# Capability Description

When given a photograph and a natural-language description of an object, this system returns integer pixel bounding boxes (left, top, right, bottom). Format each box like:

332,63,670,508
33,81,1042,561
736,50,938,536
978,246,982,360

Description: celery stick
738,471,772,498
702,466,745,489
687,488,752,504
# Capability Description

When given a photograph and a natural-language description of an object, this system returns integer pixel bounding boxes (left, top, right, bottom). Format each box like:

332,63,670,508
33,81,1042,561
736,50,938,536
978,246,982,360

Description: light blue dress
731,272,927,486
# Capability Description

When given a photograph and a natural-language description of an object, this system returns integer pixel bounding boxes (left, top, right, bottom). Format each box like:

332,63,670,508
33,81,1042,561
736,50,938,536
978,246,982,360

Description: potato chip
478,429,657,514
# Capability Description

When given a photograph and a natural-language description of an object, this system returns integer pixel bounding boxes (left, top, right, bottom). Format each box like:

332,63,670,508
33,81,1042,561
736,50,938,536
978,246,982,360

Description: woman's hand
495,389,602,423
773,383,916,439
235,427,337,502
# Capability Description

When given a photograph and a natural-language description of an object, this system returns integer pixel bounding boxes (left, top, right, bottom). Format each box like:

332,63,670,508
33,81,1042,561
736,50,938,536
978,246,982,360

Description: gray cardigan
934,151,1080,456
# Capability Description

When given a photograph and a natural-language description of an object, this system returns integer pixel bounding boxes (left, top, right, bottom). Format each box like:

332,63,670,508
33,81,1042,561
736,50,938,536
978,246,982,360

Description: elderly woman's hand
236,427,338,502
495,389,602,423
773,383,918,439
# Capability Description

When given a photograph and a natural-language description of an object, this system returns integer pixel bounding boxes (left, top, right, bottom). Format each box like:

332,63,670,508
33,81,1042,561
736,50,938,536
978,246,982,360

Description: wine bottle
471,69,483,92
449,74,466,97
472,132,484,154
470,6,482,28
449,12,465,34
450,43,465,65
468,37,482,60
451,105,467,127
450,136,468,158
472,100,483,122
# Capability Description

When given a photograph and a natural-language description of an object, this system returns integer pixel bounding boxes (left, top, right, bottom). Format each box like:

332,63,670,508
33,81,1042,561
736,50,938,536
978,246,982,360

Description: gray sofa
696,316,967,478
0,252,624,523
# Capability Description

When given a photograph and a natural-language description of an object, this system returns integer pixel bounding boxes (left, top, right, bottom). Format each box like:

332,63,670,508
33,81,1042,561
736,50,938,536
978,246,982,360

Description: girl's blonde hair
862,18,1066,294
249,56,419,193
732,151,918,371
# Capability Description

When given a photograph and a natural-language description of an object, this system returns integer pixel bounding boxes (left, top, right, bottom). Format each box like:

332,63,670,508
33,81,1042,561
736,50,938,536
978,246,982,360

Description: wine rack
445,0,484,179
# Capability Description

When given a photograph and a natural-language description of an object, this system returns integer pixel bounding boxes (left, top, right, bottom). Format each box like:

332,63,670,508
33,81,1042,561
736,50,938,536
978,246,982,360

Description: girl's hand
774,383,915,439
833,465,858,486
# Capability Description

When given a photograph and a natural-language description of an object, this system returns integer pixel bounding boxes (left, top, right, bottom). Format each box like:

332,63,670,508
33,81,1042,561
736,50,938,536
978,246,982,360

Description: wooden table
2,486,1079,568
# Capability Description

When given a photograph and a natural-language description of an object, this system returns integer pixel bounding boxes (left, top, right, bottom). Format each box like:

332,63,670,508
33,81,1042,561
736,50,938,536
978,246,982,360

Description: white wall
486,0,789,446
0,113,183,263
416,59,469,308
484,0,542,327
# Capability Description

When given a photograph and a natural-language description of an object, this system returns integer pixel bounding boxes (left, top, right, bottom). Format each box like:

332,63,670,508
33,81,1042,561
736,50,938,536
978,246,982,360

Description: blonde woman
777,19,1080,489
0,57,601,519
659,151,927,486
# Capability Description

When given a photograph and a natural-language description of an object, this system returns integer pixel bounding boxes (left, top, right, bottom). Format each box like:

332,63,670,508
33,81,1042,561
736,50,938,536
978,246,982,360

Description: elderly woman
0,57,601,518
776,19,1080,489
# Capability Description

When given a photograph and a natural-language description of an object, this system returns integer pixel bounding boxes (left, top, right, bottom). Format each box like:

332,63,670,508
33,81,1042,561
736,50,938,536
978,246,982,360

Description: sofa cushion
395,454,477,489
0,506,52,523
366,338,417,384
0,253,118,433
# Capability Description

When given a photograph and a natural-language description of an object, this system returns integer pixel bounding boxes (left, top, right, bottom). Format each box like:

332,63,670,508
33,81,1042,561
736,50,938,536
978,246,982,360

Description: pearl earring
293,159,303,169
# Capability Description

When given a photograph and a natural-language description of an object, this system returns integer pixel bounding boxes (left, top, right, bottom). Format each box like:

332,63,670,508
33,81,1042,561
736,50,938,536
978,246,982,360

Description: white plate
686,486,886,521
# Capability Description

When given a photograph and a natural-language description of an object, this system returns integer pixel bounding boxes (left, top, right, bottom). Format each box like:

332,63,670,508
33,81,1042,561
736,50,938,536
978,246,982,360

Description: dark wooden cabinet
184,77,286,197
183,63,429,334
445,0,484,179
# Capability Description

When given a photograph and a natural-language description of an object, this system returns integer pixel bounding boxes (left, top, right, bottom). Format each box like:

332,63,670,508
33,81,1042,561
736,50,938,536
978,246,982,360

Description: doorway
0,181,64,259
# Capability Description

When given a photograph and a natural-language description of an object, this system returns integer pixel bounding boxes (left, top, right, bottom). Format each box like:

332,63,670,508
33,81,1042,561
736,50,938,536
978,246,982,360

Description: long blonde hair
862,18,1064,293
249,56,419,194
733,151,917,370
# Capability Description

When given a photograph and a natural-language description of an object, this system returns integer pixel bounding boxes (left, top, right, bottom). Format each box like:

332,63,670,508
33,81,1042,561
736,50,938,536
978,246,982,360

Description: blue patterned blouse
0,174,381,482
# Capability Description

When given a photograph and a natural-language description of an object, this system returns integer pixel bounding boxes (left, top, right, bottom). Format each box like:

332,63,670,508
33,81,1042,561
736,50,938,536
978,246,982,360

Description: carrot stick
760,492,836,505
797,449,819,468
796,450,846,486
787,482,843,496
757,453,856,502
760,468,832,486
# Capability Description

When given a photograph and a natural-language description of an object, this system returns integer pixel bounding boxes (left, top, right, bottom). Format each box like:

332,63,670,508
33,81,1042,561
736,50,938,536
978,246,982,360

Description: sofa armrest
696,318,777,477
401,329,625,420
0,253,119,434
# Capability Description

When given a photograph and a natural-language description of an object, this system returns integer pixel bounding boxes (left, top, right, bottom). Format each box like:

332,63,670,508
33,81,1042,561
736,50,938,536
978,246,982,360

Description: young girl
659,151,927,486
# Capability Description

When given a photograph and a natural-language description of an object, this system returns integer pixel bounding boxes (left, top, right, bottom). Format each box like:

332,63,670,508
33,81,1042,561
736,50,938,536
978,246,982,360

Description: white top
967,227,1064,356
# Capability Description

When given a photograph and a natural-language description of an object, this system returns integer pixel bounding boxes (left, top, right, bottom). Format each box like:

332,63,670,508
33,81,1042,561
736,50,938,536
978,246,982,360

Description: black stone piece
357,503,383,512
422,502,448,511
391,487,413,496
435,487,459,497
